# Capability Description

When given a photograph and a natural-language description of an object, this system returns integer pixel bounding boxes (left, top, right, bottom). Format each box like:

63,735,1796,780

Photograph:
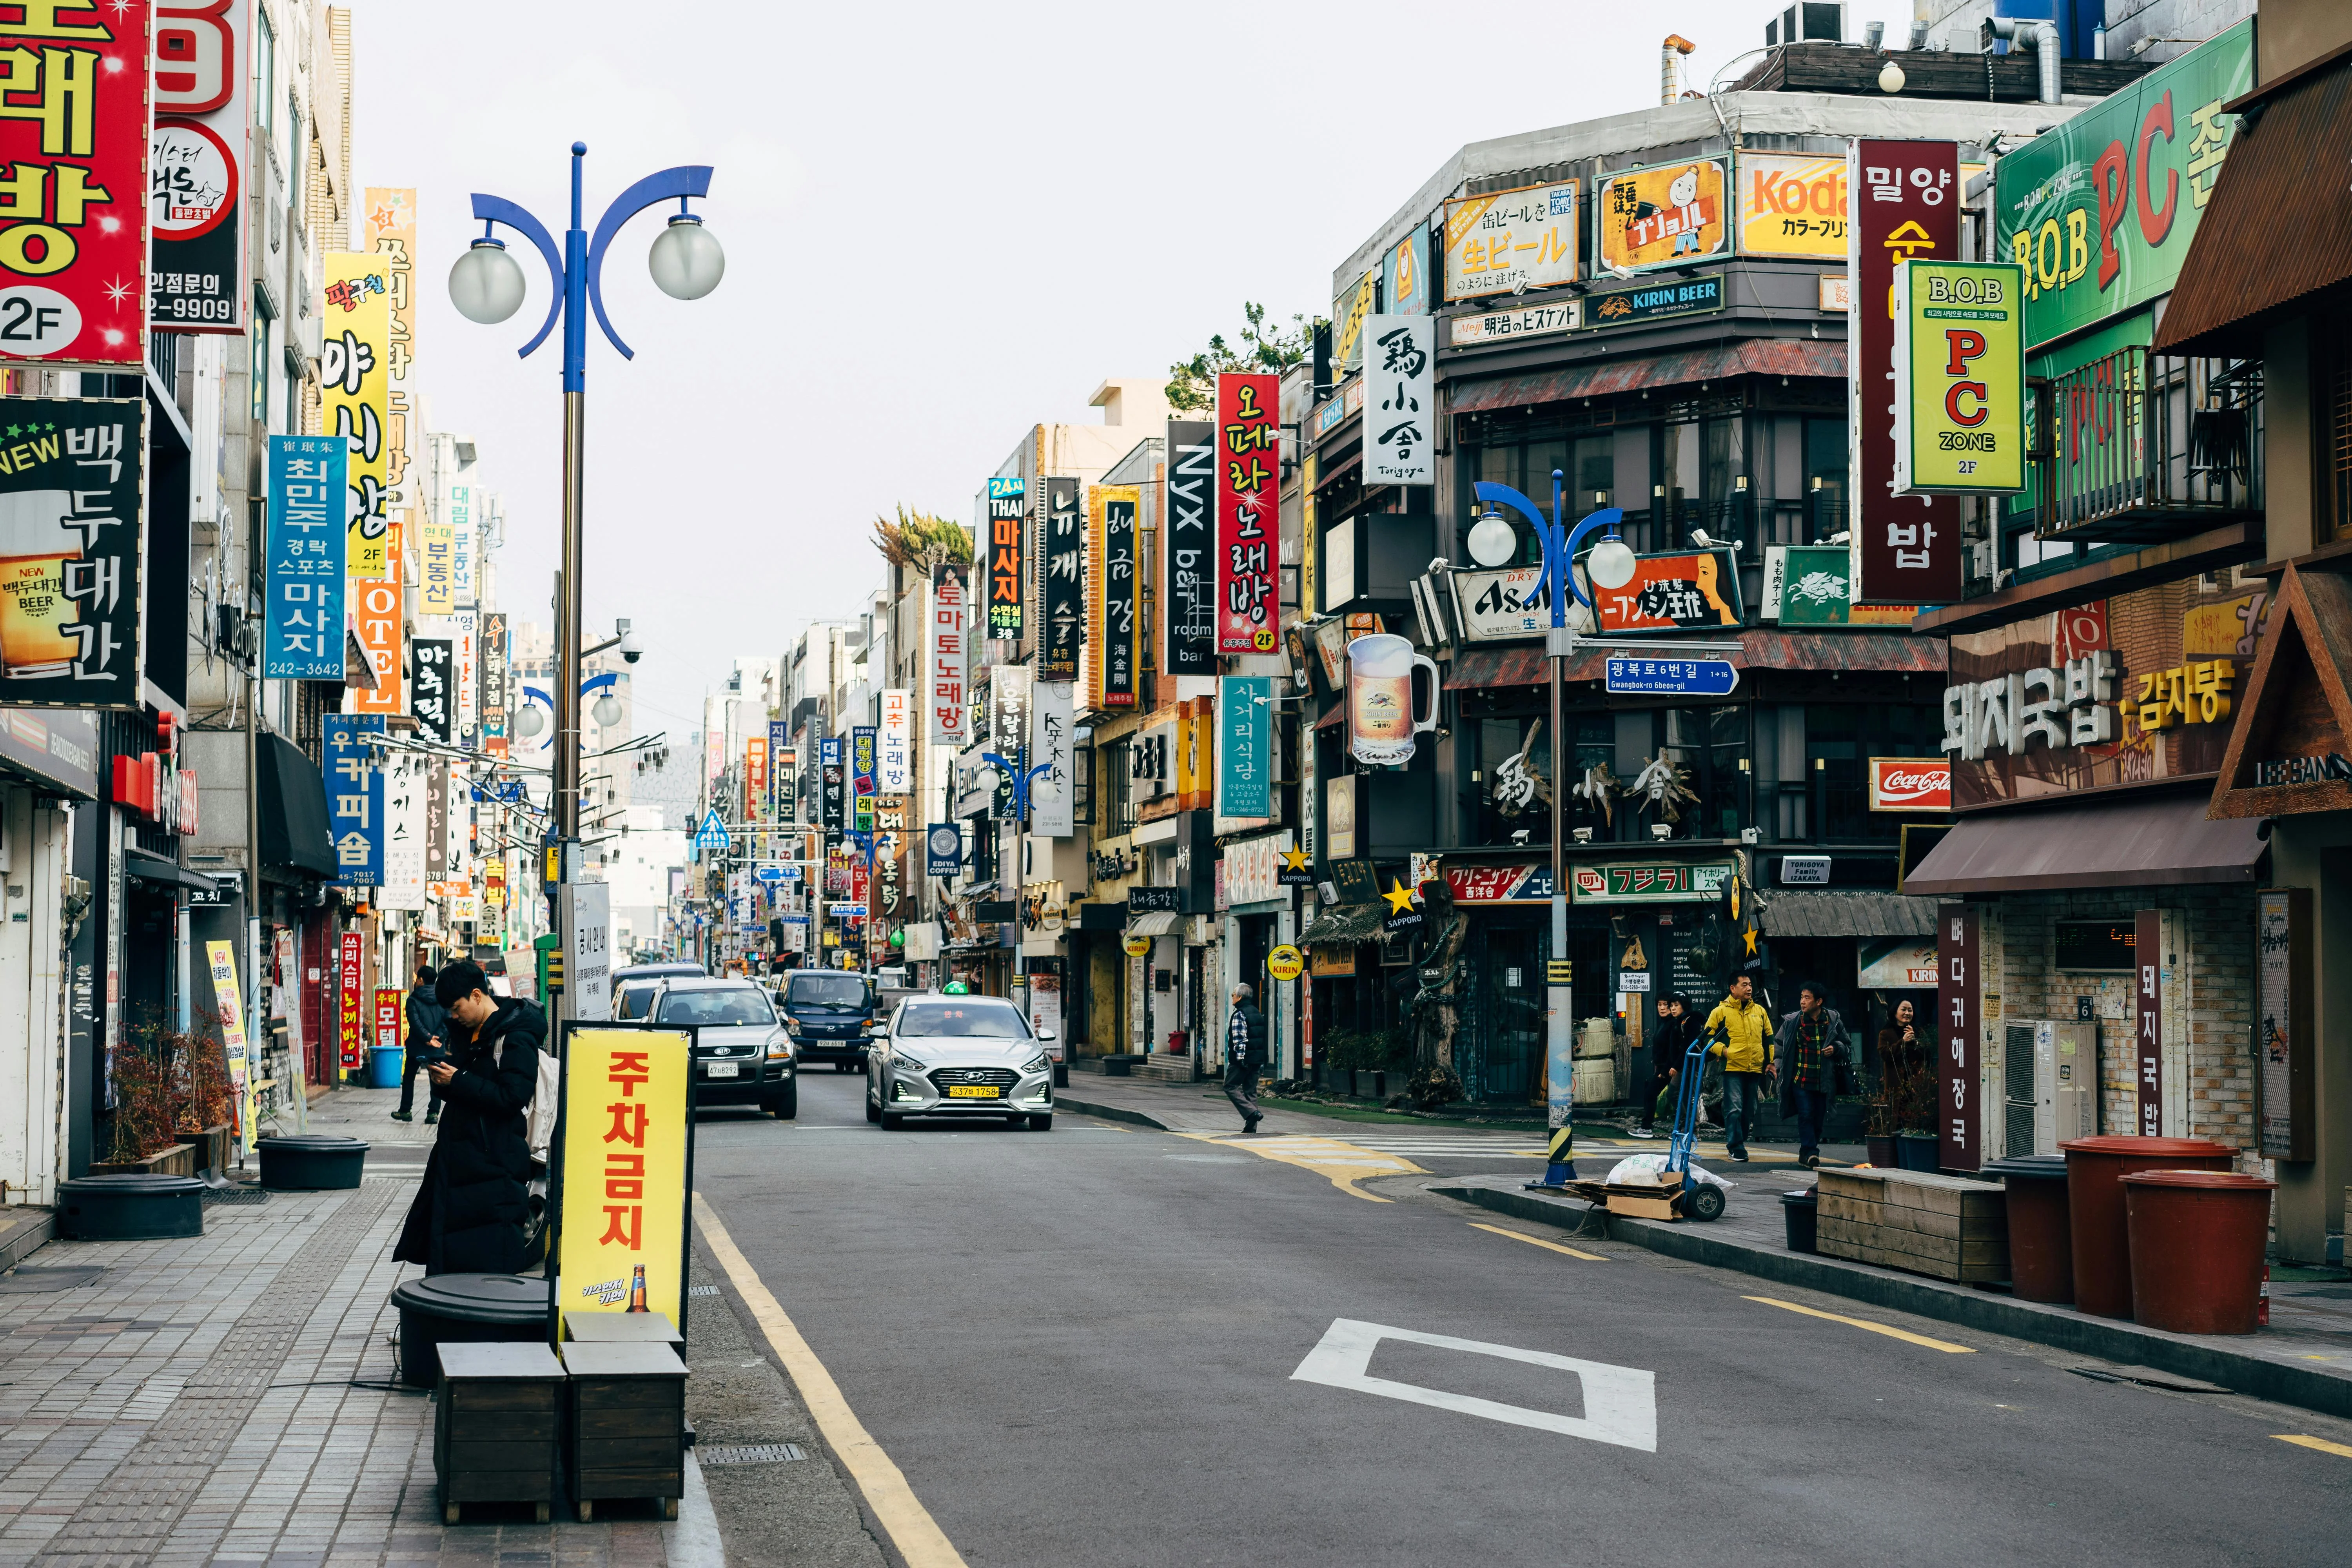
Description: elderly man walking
1224,984,1268,1133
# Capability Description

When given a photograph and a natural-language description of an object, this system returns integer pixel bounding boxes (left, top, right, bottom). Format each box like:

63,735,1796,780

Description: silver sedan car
865,995,1055,1131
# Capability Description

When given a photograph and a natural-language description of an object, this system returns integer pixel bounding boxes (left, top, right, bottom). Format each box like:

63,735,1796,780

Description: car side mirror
1037,1029,1058,1043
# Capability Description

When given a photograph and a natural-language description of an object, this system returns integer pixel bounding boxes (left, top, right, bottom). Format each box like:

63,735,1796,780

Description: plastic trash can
257,1134,370,1191
2121,1169,2278,1334
2059,1136,2237,1319
1780,1190,1819,1254
367,1045,405,1089
389,1273,555,1387
56,1174,205,1239
1983,1154,2072,1303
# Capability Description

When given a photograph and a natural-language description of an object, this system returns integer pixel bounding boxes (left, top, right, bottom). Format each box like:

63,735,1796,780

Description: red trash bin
2121,1170,2278,1334
2059,1136,2237,1319
1983,1156,2072,1303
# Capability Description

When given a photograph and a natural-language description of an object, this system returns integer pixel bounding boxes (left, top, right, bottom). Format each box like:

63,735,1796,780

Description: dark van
780,969,878,1071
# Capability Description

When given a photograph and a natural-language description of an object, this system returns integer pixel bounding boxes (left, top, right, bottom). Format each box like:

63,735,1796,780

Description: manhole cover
699,1443,805,1466
0,1267,104,1294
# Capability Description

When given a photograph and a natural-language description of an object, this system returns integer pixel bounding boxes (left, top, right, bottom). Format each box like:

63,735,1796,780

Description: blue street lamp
447,142,720,869
1468,470,1636,1187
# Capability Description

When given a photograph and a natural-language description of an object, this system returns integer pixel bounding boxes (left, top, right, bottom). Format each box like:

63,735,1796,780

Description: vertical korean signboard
322,714,385,887
411,638,452,743
362,187,417,507
985,475,1023,641
352,577,403,716
1363,316,1433,487
927,562,969,747
1215,373,1279,653
877,689,911,795
768,717,793,819
1936,903,1979,1172
263,435,347,679
2256,888,2312,1162
2133,907,2163,1138
1893,260,2027,497
323,253,393,582
479,610,507,751
1163,423,1215,675
1090,485,1139,709
1849,141,1962,605
1041,476,1084,681
851,725,876,835
555,1026,692,1338
338,931,364,1072
743,736,767,821
151,0,245,332
0,398,145,708
0,0,149,370
1216,675,1271,820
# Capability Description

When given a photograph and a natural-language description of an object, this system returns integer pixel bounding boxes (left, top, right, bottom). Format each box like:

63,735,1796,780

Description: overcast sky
351,0,1914,744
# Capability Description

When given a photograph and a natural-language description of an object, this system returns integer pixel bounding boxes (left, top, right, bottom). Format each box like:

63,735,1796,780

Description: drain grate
0,1266,105,1293
688,1284,720,1297
698,1443,805,1466
203,1185,271,1205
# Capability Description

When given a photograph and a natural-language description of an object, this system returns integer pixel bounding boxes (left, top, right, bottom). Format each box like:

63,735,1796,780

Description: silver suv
865,995,1054,1131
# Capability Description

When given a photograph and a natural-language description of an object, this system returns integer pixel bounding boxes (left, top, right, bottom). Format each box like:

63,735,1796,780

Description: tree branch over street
1164,302,1322,412
870,506,973,573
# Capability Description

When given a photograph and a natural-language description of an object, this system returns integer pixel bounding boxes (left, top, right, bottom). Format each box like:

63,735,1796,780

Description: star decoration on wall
1381,878,1417,916
1280,846,1310,875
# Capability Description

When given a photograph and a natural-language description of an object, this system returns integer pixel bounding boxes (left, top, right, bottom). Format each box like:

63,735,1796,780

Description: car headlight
893,1080,926,1101
782,1016,802,1036
1022,1053,1051,1075
766,1033,792,1060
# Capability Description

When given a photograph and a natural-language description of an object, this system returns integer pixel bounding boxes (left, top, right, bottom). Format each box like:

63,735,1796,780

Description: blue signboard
926,822,963,878
768,718,790,816
753,866,784,883
263,435,348,679
1603,656,1740,697
694,809,729,852
1217,675,1272,818
321,714,385,886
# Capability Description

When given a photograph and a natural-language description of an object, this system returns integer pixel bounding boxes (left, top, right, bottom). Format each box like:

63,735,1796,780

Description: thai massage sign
1593,549,1742,635
0,397,145,709
985,475,1023,640
1598,157,1729,273
1214,372,1279,653
1892,261,2026,495
0,0,150,368
555,1026,693,1339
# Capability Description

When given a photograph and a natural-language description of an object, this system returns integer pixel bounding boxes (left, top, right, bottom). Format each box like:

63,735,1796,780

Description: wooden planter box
91,1142,197,1178
434,1342,564,1523
1816,1168,2010,1283
560,1342,687,1520
179,1125,231,1173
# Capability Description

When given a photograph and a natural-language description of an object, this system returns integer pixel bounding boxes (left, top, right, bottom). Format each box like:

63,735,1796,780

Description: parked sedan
648,978,796,1118
866,995,1054,1131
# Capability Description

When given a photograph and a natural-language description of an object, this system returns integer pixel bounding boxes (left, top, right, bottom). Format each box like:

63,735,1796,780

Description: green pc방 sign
1993,21,2252,350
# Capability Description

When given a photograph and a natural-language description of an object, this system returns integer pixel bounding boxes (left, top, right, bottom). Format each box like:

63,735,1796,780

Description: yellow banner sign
361,189,418,517
1598,158,1730,273
205,940,259,1157
324,253,394,581
557,1027,692,1338
1893,260,2027,495
1737,152,1847,259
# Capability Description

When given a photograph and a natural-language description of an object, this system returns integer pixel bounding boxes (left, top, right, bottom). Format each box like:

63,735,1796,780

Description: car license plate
706,1062,740,1078
946,1084,1000,1098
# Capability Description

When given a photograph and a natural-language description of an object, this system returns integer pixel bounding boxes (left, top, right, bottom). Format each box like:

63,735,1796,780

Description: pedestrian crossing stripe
1175,1131,1427,1201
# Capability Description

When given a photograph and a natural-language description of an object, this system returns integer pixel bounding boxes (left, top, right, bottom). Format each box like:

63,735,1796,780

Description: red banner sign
339,931,364,1069
1937,904,1979,1172
2134,909,2162,1137
1215,372,1280,653
1593,550,1743,634
1867,757,1951,812
1850,140,1961,604
0,0,151,368
1443,863,1551,904
373,987,402,1054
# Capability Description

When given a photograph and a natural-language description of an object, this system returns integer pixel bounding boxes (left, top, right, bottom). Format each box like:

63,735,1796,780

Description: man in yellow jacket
1702,974,1775,1162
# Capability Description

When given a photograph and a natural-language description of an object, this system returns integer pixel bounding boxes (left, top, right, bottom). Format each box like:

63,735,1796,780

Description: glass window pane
1574,436,1614,510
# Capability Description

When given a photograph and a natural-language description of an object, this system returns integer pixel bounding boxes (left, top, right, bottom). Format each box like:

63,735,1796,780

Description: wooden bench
435,1342,564,1524
1815,1168,2010,1283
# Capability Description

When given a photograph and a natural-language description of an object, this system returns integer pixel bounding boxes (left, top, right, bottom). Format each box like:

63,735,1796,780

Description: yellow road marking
2275,1434,2352,1458
1178,1131,1425,1201
693,1192,967,1567
1743,1295,1975,1353
1469,1221,1608,1262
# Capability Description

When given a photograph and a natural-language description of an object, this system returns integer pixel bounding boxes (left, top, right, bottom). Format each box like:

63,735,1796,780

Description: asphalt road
687,1073,2352,1568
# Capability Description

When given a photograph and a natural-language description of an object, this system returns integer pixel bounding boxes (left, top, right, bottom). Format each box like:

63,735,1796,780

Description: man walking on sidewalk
1224,984,1268,1133
1702,974,1773,1163
1776,980,1851,1169
391,964,447,1124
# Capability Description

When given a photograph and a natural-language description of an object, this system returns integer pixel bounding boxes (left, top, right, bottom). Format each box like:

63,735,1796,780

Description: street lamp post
1468,472,1634,1186
448,142,721,977
982,745,1052,1002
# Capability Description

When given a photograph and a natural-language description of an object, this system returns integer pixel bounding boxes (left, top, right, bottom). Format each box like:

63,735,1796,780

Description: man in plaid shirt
1774,982,1851,1169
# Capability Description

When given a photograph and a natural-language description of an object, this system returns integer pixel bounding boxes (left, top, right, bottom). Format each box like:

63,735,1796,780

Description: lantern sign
1893,260,2026,495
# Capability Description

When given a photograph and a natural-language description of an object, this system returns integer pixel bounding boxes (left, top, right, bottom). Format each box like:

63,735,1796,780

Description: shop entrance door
1475,924,1546,1104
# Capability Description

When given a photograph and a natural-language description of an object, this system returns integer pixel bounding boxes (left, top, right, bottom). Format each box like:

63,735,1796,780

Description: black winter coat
394,996,544,1275
403,982,448,1057
1227,1004,1268,1064
1650,1012,1693,1079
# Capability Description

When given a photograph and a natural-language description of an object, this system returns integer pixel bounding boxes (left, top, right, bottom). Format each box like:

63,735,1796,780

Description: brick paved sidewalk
0,1160,719,1568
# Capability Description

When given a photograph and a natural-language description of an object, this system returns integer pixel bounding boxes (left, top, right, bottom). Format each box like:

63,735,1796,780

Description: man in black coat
392,963,447,1124
394,960,543,1276
1224,983,1269,1133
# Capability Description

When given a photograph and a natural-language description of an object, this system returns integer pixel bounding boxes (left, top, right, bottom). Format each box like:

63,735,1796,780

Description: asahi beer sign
1452,565,1551,641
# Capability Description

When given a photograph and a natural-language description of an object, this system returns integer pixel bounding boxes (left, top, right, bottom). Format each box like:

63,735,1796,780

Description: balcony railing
2033,348,2261,543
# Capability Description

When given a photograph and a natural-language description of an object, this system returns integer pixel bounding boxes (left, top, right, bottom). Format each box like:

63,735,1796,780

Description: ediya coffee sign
1868,758,1951,813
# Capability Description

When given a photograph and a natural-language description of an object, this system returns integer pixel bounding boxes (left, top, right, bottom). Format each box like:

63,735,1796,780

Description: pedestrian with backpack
393,960,545,1276
391,963,447,1124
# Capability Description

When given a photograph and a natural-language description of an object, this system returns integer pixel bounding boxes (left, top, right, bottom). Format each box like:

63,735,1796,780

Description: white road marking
1290,1318,1657,1452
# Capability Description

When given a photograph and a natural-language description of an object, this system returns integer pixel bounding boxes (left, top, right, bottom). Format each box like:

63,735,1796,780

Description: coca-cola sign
1869,757,1951,813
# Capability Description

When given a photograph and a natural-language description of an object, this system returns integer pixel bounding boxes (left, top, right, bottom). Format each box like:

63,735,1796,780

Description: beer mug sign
1346,633,1439,766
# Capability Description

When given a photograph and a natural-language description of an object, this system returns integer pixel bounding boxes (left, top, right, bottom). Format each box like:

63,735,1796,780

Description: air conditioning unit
1766,2,1845,47
2006,1020,2099,1156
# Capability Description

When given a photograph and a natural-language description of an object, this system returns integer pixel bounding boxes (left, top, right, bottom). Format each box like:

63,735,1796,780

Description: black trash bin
390,1273,554,1387
56,1174,205,1240
257,1134,370,1190
1781,1189,1820,1254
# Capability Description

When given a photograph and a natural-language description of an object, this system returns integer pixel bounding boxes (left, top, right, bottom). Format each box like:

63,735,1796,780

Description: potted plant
176,1027,237,1175
1880,1052,1942,1172
1863,1096,1901,1169
94,1028,199,1178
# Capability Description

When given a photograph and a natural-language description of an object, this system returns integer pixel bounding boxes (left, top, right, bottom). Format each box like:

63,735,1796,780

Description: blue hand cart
1663,1030,1728,1222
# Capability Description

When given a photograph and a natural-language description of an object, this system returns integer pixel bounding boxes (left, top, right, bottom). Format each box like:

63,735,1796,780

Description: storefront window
1659,707,1748,838
1808,703,1942,840
1467,712,1613,844
1804,416,1847,542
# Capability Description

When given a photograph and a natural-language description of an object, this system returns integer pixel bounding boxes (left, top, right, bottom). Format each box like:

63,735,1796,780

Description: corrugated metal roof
2154,50,2352,358
1448,338,1846,414
1757,891,1939,939
1445,629,1942,690
1300,903,1391,946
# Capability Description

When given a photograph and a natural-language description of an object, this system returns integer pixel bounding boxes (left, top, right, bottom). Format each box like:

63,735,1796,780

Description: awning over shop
1299,902,1390,946
1446,630,1943,690
1759,890,1938,938
2153,46,2352,359
1902,793,2269,895
1126,911,1180,938
256,733,338,880
125,848,221,896
1447,338,1846,415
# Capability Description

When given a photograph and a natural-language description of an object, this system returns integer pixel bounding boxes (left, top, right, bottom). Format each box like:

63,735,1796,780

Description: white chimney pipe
1984,16,2063,104
1661,33,1696,105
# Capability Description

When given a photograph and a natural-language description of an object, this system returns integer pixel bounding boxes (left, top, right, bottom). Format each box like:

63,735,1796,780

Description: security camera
617,619,642,664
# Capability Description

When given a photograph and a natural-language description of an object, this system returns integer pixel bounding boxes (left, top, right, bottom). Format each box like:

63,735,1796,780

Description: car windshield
655,989,777,1027
897,1002,1029,1039
789,975,870,1009
614,983,660,1020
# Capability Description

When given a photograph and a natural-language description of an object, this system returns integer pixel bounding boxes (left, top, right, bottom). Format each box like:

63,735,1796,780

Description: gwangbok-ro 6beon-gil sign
1893,260,2026,495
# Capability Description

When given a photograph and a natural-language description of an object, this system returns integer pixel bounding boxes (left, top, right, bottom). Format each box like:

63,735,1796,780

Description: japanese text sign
555,1025,692,1338
1599,158,1729,274
1383,224,1429,314
1090,483,1139,708
0,396,145,708
1849,140,1962,604
1894,260,2025,495
1937,905,1980,1171
321,714,384,886
1442,181,1577,299
411,637,452,743
263,436,347,679
1216,675,1271,820
927,561,969,746
1592,549,1743,635
1736,152,1847,259
322,253,392,581
985,474,1023,640
151,0,245,334
1568,862,1731,904
1214,373,1279,654
0,0,149,367
351,577,403,716
1363,315,1432,486
1042,474,1085,680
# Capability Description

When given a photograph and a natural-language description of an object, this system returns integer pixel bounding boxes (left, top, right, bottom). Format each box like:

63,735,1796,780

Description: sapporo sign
555,1025,693,1339
1893,261,2025,495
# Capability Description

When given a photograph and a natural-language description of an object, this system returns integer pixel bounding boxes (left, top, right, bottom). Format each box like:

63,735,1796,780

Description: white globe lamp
449,238,526,325
648,215,725,301
1466,509,1519,569
592,692,624,728
1588,535,1639,591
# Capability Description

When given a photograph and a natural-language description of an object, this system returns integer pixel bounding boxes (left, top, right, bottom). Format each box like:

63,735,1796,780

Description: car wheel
881,1109,904,1130
1028,1114,1053,1132
770,1081,797,1120
864,1083,880,1123
1004,1114,1025,1129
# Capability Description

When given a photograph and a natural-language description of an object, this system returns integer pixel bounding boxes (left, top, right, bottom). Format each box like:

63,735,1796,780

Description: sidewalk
0,1131,722,1567
1430,1171,2352,1421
